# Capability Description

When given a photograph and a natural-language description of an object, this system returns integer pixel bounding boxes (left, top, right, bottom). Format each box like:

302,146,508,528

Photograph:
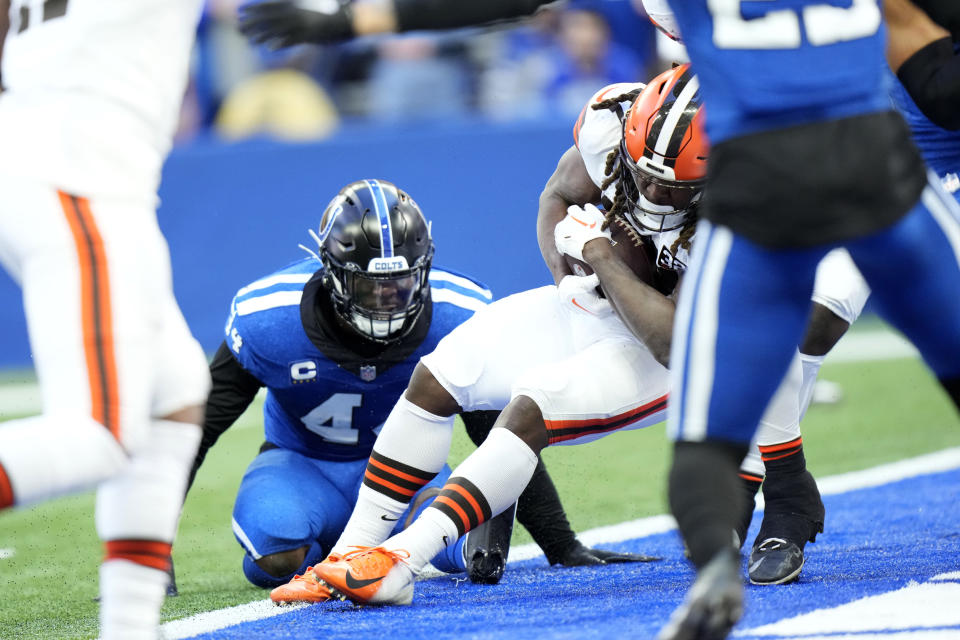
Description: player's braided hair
591,88,642,232
590,88,699,256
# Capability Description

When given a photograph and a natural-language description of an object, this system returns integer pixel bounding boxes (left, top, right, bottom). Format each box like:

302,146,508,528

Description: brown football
564,216,656,286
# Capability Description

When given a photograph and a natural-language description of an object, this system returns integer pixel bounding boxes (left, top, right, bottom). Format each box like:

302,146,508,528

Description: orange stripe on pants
58,191,120,441
0,461,14,509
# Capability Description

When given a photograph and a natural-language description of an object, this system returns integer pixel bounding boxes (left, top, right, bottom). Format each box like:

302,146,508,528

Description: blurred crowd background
177,0,684,143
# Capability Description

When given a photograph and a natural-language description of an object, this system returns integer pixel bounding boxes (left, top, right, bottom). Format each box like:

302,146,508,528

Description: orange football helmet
620,63,708,233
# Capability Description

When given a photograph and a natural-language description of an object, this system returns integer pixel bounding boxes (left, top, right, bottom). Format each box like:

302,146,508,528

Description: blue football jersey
888,57,960,185
223,258,492,461
667,0,890,143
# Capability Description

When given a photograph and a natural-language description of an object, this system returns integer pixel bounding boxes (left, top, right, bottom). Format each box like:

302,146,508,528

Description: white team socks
98,560,168,640
96,420,201,542
374,396,455,472
798,353,826,419
387,427,538,572
331,397,454,556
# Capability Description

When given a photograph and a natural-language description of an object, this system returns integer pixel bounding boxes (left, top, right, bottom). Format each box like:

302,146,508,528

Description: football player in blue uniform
184,179,640,602
642,2,960,639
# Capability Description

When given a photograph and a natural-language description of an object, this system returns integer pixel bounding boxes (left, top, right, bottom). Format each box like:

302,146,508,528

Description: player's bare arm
538,146,602,284
582,238,677,367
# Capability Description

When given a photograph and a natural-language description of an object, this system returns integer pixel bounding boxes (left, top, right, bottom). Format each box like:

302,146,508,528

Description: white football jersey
0,0,203,198
575,82,692,273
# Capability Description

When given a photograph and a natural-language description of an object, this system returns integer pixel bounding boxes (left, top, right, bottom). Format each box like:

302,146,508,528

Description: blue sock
429,536,466,573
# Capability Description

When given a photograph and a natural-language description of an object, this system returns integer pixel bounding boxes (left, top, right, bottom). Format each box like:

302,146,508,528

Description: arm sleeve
186,341,264,493
897,36,960,130
394,0,552,32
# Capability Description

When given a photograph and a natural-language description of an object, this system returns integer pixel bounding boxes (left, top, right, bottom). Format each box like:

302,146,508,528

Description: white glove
554,203,612,262
557,273,612,317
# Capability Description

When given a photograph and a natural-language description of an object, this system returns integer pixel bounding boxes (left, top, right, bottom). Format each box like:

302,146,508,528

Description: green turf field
1,330,958,639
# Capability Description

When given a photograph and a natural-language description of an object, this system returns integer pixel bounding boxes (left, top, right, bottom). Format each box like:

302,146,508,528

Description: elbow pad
897,37,960,131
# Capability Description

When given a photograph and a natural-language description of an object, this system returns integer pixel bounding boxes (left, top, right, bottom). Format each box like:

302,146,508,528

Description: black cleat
657,549,742,640
463,504,516,585
751,466,824,585
748,537,804,585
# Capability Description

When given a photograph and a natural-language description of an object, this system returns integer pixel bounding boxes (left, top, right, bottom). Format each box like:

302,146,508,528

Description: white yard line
160,446,960,640
737,573,960,638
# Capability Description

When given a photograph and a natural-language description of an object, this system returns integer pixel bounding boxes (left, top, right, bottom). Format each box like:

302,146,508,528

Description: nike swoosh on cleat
749,558,764,573
380,515,399,521
344,571,385,590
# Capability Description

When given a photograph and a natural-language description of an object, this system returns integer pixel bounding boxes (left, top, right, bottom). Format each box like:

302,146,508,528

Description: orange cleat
269,567,335,605
312,546,414,605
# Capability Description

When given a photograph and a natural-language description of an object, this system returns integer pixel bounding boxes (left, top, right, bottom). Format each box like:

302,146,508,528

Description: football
564,216,657,287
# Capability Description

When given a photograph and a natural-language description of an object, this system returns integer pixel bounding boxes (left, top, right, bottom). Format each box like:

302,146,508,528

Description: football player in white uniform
258,67,823,607
550,64,853,587
0,2,209,638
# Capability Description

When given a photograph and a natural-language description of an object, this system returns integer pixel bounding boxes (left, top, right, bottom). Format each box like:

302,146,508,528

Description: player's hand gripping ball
557,205,657,285
554,203,612,263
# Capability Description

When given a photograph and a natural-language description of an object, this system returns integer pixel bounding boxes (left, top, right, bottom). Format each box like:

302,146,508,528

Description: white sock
96,420,201,542
388,428,538,572
798,353,826,419
331,397,454,556
374,396,454,472
330,485,414,555
98,560,168,640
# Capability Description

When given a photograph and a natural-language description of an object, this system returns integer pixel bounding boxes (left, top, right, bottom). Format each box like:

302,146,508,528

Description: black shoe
751,467,824,585
463,504,516,585
748,537,804,585
657,549,742,640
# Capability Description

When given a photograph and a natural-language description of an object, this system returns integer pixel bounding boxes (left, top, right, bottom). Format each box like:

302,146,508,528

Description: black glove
238,0,355,49
554,540,662,567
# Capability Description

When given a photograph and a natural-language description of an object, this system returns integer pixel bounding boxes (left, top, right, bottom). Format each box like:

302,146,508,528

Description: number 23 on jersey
708,0,881,49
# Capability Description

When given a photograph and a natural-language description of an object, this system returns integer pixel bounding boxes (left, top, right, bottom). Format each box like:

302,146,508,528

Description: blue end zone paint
191,468,960,639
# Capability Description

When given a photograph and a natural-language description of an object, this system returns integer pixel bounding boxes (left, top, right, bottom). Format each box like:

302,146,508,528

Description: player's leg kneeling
512,339,669,447
233,449,358,587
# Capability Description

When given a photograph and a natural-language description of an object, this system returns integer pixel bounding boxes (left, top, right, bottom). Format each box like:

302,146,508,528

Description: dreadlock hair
590,87,699,257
